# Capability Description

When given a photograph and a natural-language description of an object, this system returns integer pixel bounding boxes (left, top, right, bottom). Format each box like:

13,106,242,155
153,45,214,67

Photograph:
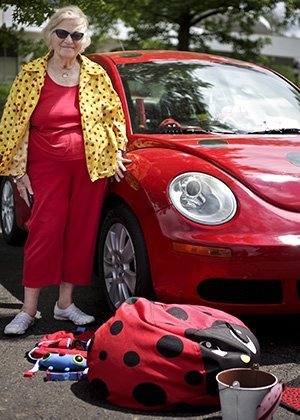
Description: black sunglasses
53,29,84,41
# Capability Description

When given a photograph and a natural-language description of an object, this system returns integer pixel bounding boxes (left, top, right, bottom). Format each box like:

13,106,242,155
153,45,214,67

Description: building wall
0,6,43,83
0,56,18,83
209,33,300,65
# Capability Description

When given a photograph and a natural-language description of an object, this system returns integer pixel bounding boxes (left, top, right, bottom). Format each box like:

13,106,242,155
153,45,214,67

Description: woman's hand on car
113,151,131,182
15,174,34,207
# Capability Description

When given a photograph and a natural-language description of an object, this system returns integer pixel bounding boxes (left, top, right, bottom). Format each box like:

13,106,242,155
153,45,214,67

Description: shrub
0,83,12,118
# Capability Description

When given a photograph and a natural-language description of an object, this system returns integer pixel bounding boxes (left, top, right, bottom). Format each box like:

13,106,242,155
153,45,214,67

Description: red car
1,50,300,314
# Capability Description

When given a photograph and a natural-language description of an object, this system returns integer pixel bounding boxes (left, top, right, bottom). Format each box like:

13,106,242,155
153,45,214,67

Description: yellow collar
22,52,102,75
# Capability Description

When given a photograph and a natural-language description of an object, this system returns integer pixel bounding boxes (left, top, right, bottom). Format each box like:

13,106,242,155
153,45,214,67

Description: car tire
97,203,154,312
0,177,26,246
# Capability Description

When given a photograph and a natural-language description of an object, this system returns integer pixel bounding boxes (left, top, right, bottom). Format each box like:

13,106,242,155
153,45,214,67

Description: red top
29,73,85,161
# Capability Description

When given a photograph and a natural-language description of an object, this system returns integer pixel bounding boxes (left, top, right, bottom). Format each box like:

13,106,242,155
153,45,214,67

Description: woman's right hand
15,174,34,208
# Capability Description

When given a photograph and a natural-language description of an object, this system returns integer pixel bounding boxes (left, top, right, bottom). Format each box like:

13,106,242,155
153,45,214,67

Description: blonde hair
43,5,91,51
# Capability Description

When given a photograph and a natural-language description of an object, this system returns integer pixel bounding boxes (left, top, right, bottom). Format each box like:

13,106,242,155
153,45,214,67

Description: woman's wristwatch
13,174,26,183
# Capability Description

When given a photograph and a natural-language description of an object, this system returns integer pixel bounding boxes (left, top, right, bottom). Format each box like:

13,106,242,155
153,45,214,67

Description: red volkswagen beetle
1,50,300,314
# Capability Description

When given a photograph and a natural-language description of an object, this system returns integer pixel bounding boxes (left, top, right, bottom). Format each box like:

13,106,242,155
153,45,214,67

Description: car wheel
0,177,26,245
97,203,154,311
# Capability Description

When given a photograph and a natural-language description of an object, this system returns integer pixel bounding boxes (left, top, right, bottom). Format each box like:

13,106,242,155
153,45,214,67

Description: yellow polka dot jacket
0,53,127,181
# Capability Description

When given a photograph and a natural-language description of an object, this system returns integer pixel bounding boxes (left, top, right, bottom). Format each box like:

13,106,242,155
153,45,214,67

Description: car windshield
118,60,300,135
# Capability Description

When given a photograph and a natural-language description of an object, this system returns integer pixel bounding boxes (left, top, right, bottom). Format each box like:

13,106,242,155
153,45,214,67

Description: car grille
197,279,282,304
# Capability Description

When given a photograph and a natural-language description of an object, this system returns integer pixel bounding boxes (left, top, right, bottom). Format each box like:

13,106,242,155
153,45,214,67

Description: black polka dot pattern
166,307,189,321
87,298,256,410
110,320,123,335
133,382,167,406
0,53,127,182
123,351,140,367
156,335,184,358
99,351,107,360
184,370,204,385
90,378,109,400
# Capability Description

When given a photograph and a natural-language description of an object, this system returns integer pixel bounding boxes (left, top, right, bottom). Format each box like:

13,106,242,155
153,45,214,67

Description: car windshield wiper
159,126,208,134
210,129,238,134
179,127,208,134
247,128,300,135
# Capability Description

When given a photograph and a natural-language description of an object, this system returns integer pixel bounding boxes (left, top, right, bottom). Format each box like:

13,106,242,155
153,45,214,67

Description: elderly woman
1,6,129,335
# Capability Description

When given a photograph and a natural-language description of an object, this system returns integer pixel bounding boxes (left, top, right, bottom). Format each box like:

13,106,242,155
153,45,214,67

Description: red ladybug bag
87,298,260,411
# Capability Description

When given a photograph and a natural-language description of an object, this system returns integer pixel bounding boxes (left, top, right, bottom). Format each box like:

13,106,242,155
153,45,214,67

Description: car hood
132,134,300,211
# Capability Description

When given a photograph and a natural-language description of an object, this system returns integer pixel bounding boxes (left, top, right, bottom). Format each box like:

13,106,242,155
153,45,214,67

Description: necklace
51,60,76,78
61,64,76,78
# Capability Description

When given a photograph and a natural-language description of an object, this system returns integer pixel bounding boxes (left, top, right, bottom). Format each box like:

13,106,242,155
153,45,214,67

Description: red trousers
23,158,107,288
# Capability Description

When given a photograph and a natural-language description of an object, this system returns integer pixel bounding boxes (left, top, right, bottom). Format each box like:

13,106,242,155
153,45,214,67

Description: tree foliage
101,0,298,60
0,0,299,61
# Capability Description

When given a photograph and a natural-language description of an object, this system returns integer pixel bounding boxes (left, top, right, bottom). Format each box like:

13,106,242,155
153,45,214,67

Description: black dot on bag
99,350,107,360
110,320,123,335
90,378,109,400
166,307,189,321
184,370,204,385
156,335,184,358
132,382,167,406
123,351,140,367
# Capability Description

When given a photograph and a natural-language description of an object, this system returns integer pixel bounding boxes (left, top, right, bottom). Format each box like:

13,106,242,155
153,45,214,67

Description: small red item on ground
281,386,300,413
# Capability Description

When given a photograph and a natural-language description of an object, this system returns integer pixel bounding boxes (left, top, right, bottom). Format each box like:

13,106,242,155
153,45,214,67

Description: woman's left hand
113,151,131,182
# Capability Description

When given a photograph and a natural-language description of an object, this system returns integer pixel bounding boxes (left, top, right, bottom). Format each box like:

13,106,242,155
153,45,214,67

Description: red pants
23,158,107,288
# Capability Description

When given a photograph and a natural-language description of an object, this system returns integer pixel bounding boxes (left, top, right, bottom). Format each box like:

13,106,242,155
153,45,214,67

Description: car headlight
168,172,237,225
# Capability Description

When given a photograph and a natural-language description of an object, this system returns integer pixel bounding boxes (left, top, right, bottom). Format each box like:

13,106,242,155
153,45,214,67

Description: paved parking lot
0,233,299,419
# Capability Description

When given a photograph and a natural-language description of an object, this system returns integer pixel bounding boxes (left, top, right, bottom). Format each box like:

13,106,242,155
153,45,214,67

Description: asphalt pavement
0,233,299,420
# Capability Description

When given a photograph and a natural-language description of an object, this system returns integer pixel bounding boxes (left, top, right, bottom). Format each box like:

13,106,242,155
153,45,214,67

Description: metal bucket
216,368,278,420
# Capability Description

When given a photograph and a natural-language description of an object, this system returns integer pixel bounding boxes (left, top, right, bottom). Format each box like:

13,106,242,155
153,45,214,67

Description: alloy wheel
103,222,137,308
1,180,15,235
